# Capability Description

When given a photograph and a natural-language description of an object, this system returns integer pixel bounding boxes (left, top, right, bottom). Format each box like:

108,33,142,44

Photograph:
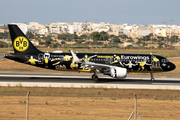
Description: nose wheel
150,72,155,81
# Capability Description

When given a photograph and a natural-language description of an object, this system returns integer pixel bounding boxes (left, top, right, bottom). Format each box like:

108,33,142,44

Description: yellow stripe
54,69,96,73
128,70,164,73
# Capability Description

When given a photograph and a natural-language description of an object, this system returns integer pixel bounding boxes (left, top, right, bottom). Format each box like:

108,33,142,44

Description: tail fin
8,24,41,54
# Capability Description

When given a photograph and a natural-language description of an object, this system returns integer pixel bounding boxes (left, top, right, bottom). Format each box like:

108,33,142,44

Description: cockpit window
166,58,169,62
162,58,169,63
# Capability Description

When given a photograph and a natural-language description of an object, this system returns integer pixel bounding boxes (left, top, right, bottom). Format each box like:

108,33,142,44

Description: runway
0,71,180,90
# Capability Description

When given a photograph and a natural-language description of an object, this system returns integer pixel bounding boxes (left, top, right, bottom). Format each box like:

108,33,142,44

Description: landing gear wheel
151,78,155,81
150,73,155,82
92,74,99,82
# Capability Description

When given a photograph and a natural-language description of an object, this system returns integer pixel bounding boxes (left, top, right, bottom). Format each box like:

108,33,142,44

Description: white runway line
152,83,180,85
0,74,90,78
1,74,180,80
0,82,180,90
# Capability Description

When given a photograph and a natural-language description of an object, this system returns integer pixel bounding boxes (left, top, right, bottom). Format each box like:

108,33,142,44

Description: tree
158,42,163,48
79,34,88,39
73,32,78,40
0,41,8,48
119,34,128,39
126,45,133,49
26,32,35,39
101,34,109,41
58,33,78,42
61,40,66,45
100,31,109,41
53,42,60,48
170,35,178,44
100,31,107,35
61,41,66,48
39,41,44,45
76,39,85,44
136,39,142,45
157,36,165,41
45,39,51,47
90,32,102,42
0,32,9,39
113,36,121,43
44,35,53,47
58,33,69,40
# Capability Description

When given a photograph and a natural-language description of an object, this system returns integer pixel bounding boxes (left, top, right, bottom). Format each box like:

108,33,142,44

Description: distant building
68,24,83,34
138,26,151,37
29,22,48,35
6,22,180,40
0,29,5,33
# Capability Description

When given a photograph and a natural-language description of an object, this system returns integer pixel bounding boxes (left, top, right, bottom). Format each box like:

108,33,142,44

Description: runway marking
0,74,180,81
51,73,62,75
0,74,90,78
0,71,13,73
0,82,180,90
160,76,167,78
152,83,180,85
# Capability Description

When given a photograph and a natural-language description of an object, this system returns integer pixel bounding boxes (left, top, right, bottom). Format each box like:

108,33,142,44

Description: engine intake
103,67,127,79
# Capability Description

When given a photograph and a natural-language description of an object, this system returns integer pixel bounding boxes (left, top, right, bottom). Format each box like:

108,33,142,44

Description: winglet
70,50,82,63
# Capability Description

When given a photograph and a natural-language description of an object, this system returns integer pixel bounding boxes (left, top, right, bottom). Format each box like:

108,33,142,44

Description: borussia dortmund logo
13,36,29,52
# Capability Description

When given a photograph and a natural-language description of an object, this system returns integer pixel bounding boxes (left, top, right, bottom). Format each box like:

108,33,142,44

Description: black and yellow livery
5,24,176,82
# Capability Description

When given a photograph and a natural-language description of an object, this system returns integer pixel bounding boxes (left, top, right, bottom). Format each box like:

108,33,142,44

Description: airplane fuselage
5,52,176,73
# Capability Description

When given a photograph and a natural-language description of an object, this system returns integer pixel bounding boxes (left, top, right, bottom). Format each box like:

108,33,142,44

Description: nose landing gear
150,72,155,81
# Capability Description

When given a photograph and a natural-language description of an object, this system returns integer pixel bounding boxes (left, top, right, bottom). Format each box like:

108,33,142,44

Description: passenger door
38,54,44,64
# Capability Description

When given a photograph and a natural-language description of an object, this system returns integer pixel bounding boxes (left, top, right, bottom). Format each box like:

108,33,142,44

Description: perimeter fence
0,93,180,120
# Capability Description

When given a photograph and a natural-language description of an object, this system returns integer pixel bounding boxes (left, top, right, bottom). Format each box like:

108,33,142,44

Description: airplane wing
70,50,127,79
80,61,113,71
70,50,127,78
70,50,112,70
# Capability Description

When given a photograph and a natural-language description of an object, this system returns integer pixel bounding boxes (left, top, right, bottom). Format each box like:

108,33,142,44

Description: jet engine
103,67,127,79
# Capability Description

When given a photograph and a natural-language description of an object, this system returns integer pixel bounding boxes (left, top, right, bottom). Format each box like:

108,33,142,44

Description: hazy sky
1,0,180,25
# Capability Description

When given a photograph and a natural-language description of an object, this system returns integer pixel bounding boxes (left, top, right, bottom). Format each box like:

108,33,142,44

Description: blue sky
1,0,180,25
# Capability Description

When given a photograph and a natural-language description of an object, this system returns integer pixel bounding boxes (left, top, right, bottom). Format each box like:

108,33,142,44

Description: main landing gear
92,70,100,82
150,72,155,81
92,74,99,81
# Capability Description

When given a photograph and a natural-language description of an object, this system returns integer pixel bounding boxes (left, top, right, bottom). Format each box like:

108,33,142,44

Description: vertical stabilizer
8,24,41,54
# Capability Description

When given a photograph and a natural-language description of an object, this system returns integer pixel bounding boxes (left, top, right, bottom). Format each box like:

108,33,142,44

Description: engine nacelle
110,67,127,79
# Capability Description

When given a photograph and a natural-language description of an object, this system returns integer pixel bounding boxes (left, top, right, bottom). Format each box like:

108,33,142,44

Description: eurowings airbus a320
4,24,176,82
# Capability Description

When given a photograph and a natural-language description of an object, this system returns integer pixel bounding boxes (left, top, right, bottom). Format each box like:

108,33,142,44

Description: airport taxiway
0,71,180,90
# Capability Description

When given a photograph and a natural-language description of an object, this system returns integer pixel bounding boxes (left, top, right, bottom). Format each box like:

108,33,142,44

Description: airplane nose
170,62,176,71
